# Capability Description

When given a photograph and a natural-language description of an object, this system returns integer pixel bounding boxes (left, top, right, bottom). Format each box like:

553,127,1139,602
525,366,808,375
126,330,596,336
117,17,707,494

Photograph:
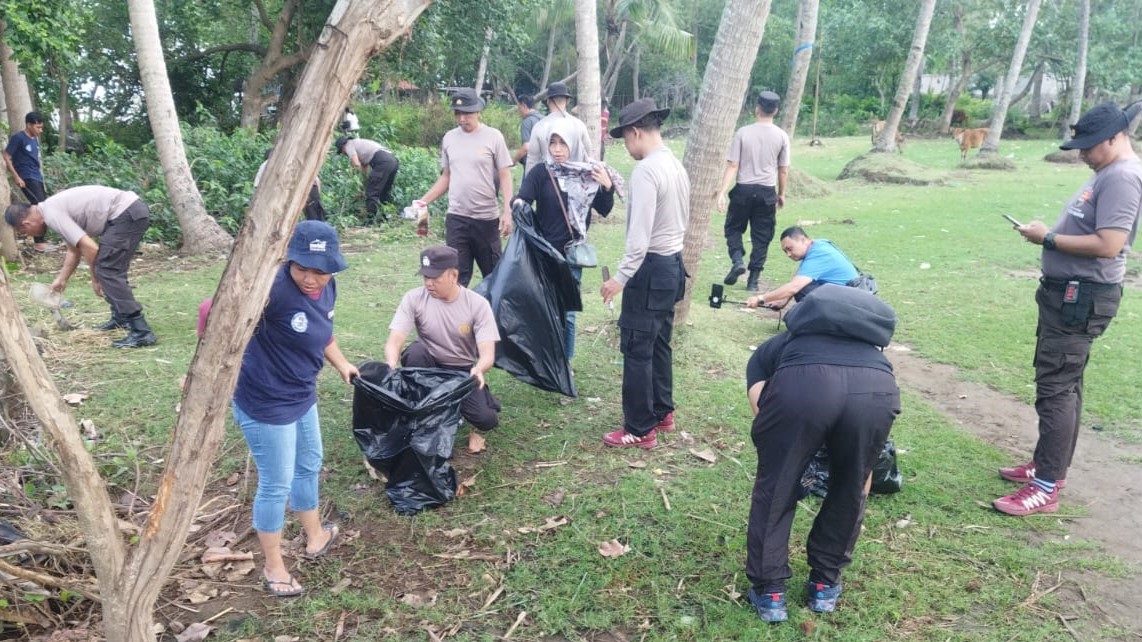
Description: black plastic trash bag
474,202,581,397
870,439,903,495
351,361,477,516
799,440,903,499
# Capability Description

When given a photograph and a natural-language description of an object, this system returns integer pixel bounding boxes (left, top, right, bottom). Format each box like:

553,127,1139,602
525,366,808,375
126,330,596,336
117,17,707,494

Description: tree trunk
1030,64,1044,121
1064,0,1089,143
0,22,31,261
474,27,493,94
540,23,557,90
940,56,971,133
676,0,773,324
128,0,233,255
780,0,819,140
601,21,628,103
239,0,309,131
574,0,602,160
979,0,1042,155
908,56,924,125
58,72,70,153
631,45,640,101
873,0,936,153
1008,59,1042,108
0,3,434,640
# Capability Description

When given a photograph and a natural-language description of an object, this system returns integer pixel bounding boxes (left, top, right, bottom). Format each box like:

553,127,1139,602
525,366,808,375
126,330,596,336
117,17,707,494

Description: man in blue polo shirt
4,111,51,251
746,226,858,309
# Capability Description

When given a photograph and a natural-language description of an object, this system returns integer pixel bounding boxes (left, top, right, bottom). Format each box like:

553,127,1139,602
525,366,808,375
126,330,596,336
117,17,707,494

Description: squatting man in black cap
599,98,689,449
717,90,791,292
383,245,502,455
417,88,514,287
992,101,1142,516
6,186,158,348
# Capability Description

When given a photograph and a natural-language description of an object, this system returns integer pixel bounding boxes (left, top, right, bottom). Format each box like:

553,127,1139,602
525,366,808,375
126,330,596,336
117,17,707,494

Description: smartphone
1002,214,1023,227
601,266,611,281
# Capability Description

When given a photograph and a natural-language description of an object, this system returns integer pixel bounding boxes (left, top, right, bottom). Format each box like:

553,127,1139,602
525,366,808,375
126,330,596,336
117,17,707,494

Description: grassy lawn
8,134,1140,640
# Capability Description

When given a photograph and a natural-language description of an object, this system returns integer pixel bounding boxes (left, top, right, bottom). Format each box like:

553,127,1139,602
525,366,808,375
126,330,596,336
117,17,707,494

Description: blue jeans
232,402,323,533
566,266,583,360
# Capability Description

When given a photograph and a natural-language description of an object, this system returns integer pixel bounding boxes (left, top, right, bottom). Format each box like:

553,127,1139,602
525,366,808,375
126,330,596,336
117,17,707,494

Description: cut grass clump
960,153,1017,170
787,167,833,199
837,152,948,185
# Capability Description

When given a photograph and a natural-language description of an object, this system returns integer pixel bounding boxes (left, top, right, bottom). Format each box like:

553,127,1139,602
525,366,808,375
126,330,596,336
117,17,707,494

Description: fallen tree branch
0,557,100,601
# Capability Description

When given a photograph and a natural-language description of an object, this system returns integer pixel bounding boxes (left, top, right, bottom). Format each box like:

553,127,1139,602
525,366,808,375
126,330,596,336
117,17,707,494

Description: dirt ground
889,347,1142,640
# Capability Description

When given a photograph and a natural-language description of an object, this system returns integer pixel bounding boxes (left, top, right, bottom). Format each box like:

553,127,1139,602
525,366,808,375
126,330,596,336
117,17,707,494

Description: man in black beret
716,91,791,293
994,101,1142,516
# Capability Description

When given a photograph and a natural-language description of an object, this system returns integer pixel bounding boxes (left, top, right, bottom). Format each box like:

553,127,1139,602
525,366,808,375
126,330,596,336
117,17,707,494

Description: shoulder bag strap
547,165,577,241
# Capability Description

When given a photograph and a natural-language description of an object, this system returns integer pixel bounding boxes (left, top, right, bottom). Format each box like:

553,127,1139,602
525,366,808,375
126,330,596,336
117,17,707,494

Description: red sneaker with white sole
993,483,1059,516
603,428,657,449
998,462,1066,489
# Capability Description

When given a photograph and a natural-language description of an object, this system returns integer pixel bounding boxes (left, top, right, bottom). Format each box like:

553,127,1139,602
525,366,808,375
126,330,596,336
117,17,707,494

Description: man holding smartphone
993,102,1142,516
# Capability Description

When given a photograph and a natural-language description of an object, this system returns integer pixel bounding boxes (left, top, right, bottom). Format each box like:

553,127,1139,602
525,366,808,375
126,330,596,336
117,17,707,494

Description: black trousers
365,151,400,215
303,183,326,221
1031,280,1121,481
618,252,685,435
20,179,48,244
401,340,501,431
445,214,501,287
746,364,899,593
724,184,777,272
96,200,150,318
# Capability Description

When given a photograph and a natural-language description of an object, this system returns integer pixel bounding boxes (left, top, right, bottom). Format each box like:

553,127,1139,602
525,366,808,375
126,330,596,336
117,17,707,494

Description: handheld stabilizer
709,283,748,309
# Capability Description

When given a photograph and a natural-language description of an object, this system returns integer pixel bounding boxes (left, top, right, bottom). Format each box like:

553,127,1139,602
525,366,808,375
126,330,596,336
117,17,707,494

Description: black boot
96,311,127,331
112,313,157,348
724,254,746,285
745,270,761,292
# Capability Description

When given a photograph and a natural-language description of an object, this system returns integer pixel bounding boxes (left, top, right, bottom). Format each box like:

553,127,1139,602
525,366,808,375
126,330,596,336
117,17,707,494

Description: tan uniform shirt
40,186,140,247
616,147,690,284
390,286,500,367
727,122,790,186
441,125,512,220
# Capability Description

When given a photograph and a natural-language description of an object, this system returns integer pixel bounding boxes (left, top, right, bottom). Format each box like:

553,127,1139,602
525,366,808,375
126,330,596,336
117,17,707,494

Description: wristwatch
1043,232,1058,250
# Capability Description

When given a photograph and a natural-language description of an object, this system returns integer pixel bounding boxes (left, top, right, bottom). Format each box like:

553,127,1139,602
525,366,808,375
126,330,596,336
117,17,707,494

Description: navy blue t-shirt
5,131,43,182
233,264,336,424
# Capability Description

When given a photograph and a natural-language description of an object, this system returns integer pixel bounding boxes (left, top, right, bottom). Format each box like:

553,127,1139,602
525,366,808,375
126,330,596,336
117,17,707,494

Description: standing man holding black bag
994,101,1142,516
600,98,689,449
717,91,790,292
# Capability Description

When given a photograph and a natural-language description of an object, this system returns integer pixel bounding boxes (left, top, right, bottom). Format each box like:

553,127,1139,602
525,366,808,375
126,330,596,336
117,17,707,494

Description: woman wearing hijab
515,120,617,360
228,221,359,597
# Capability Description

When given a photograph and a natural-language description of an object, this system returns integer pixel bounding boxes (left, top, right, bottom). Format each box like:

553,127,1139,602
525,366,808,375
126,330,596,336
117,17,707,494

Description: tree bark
238,0,311,131
1008,59,1042,108
128,0,234,255
908,56,924,125
780,0,819,140
979,0,1042,155
474,27,493,94
631,45,641,101
0,22,32,261
58,72,70,153
873,0,936,153
675,0,773,324
540,22,557,90
0,2,432,640
940,56,971,133
575,0,602,160
1064,0,1089,143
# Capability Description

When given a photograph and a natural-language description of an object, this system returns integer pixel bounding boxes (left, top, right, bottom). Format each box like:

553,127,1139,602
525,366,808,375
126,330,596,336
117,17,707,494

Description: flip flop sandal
303,523,339,560
263,574,304,598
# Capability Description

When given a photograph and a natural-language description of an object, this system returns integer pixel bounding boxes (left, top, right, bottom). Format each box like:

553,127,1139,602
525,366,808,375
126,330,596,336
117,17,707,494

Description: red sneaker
603,428,657,449
655,412,676,432
998,462,1067,489
993,484,1059,516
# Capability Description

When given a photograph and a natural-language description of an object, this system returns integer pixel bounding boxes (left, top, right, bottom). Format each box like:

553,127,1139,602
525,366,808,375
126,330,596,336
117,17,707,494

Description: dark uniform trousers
445,214,502,288
746,364,899,593
364,150,400,216
619,252,685,435
97,200,150,318
1031,278,1122,481
401,340,501,431
724,183,778,272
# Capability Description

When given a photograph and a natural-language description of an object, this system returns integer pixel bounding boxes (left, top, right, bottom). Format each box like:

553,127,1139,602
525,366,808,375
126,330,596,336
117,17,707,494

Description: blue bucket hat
287,221,347,274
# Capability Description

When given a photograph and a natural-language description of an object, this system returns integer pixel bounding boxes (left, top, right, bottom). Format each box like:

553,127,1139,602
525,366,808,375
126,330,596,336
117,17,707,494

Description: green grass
8,135,1140,640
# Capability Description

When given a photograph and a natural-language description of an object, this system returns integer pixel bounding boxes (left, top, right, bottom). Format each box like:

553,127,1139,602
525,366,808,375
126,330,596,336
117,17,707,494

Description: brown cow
870,120,906,152
952,127,988,161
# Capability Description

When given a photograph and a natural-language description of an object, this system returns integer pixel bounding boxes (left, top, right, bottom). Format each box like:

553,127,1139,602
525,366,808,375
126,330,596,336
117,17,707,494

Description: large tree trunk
631,45,641,101
908,56,924,124
540,23,557,90
239,0,310,131
1064,0,1089,143
0,2,432,640
873,0,936,153
979,0,1042,155
474,27,493,94
58,72,70,153
780,0,819,140
128,0,233,255
575,0,602,160
0,22,32,261
939,5,970,134
676,0,773,324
